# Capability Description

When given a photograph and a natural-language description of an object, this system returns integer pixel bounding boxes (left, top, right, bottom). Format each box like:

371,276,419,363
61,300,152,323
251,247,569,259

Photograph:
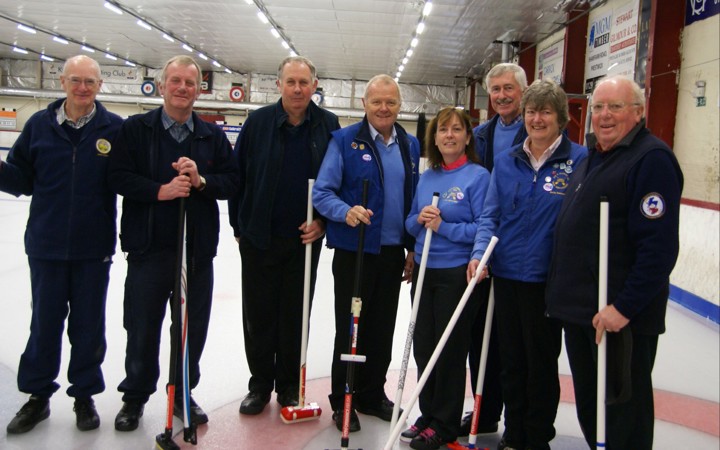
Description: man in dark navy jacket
229,56,340,415
546,76,683,450
109,55,239,431
1,55,123,434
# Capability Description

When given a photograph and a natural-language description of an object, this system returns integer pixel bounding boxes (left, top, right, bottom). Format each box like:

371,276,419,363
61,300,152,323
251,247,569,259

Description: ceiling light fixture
271,28,280,39
212,60,221,67
198,53,208,60
103,2,123,15
416,22,425,34
81,46,95,53
411,38,419,47
105,53,117,60
17,24,37,34
53,36,69,44
125,60,136,67
13,46,29,55
40,54,54,62
162,33,175,43
423,1,433,16
257,11,269,24
136,20,152,31
182,44,193,52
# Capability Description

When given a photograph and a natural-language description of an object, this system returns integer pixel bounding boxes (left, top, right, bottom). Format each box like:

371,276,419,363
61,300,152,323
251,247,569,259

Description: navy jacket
108,107,239,258
545,122,683,334
473,114,528,173
228,99,340,249
0,98,123,260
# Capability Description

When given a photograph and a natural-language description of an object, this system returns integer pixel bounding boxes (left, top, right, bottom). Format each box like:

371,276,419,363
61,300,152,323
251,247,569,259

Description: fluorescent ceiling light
257,11,269,24
396,71,402,78
281,41,290,49
198,53,208,60
13,47,29,55
104,2,123,15
40,54,54,62
125,60,136,67
81,46,95,53
224,68,232,73
244,0,253,4
416,22,425,34
162,33,175,43
105,53,117,60
399,65,405,71
411,38,419,47
212,60,221,67
17,24,37,34
290,50,297,57
53,36,69,44
182,44,193,52
406,49,414,57
423,1,433,16
402,57,409,65
271,28,280,38
136,20,152,31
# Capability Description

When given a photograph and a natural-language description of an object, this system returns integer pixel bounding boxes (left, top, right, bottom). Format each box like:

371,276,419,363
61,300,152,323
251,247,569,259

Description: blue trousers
118,250,213,403
19,257,111,398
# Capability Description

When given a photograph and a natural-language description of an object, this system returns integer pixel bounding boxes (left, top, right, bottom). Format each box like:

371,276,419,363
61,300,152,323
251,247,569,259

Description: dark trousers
19,257,110,398
467,277,503,426
328,246,405,411
494,277,562,449
239,236,322,396
118,250,213,403
563,323,658,450
412,265,480,441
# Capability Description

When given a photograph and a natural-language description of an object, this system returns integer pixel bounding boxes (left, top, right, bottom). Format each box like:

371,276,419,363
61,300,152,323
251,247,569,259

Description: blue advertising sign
685,0,720,26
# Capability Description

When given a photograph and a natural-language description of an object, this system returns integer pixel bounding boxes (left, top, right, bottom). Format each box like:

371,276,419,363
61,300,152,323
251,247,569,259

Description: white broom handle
597,198,609,449
383,236,499,450
467,281,495,446
298,179,314,407
390,193,440,431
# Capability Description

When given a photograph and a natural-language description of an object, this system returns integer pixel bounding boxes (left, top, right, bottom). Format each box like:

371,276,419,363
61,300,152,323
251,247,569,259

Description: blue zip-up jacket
0,98,123,260
472,135,587,281
473,114,528,173
228,99,340,249
108,108,239,258
313,117,420,254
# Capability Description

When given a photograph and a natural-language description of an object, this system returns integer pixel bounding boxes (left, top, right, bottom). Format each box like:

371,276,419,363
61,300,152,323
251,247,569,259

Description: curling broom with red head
280,179,322,424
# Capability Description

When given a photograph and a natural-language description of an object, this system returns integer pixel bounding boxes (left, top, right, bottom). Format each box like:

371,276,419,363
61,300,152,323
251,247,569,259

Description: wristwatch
198,176,207,191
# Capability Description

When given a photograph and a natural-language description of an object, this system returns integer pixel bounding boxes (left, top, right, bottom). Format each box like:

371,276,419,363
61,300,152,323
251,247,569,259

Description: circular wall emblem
141,80,156,96
229,86,245,102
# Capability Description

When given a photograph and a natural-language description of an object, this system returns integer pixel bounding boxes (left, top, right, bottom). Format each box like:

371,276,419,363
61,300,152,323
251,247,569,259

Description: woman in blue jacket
467,80,588,450
401,107,490,450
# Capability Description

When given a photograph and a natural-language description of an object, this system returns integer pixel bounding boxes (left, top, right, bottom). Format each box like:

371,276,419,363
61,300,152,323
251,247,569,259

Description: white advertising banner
607,0,640,77
585,11,613,80
538,40,565,85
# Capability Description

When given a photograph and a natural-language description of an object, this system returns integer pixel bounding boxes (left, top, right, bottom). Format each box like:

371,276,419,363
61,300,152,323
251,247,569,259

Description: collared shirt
161,108,194,143
498,114,523,128
368,122,398,147
523,134,563,171
56,101,96,129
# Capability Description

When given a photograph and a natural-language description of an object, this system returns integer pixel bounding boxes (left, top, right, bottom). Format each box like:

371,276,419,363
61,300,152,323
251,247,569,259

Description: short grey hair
521,79,570,129
158,55,202,88
485,63,528,93
364,74,402,103
277,56,317,82
62,55,101,80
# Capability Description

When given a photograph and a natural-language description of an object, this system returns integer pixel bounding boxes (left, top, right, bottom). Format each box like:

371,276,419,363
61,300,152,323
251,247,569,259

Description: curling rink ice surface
0,192,718,450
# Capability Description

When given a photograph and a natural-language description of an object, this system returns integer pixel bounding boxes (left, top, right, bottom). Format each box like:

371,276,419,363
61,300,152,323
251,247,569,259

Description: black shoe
173,396,208,425
114,401,144,432
497,439,522,450
276,391,299,408
400,425,424,443
6,396,50,434
355,398,400,422
409,427,451,450
239,391,270,415
459,411,499,436
74,397,100,431
332,409,360,432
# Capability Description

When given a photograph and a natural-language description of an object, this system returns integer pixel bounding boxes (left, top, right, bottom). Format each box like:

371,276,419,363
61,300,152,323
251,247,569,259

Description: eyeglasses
590,102,640,114
67,77,99,87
